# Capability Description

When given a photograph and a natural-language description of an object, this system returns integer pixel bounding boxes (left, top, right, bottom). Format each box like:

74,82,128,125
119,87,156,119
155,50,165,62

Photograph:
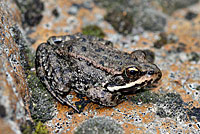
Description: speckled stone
0,1,30,134
74,117,124,134
1,0,200,134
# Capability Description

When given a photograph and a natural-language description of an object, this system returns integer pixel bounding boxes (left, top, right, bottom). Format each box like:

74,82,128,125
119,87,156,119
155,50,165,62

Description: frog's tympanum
35,33,162,112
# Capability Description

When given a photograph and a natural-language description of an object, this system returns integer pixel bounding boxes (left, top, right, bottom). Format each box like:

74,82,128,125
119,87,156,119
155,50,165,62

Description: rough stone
74,117,124,134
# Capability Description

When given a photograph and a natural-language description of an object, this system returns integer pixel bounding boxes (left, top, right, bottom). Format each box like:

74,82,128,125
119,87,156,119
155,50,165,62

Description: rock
74,117,124,134
0,1,30,133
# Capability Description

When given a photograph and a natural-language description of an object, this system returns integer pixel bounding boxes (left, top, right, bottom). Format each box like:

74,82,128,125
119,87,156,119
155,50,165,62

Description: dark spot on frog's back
79,37,87,42
102,56,107,60
54,66,61,73
68,45,73,52
86,61,92,66
119,62,123,65
105,41,113,46
99,60,104,66
114,55,120,59
81,46,87,52
95,47,104,52
58,77,63,82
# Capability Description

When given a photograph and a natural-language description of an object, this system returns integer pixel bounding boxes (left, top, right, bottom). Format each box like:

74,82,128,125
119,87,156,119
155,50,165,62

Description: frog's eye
124,66,140,78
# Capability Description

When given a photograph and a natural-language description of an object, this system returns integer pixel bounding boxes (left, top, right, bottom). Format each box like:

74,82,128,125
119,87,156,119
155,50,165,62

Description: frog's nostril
147,71,154,75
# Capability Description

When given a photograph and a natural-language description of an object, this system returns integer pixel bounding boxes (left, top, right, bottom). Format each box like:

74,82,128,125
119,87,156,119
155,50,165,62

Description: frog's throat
106,75,155,92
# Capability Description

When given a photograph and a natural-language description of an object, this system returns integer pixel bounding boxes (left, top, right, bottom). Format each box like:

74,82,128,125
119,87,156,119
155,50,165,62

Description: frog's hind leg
35,43,80,113
42,78,80,113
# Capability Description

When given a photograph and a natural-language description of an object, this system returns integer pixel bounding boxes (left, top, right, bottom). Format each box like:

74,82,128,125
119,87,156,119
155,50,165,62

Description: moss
74,117,124,134
9,23,51,133
15,33,55,122
11,26,56,122
21,125,32,134
82,25,105,38
33,121,48,134
131,92,199,122
27,67,55,122
21,121,48,134
131,90,160,104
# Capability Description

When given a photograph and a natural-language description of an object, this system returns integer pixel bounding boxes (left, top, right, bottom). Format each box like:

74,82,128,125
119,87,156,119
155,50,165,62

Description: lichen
10,25,55,122
21,121,48,134
27,69,55,122
33,121,49,134
82,25,105,38
74,117,124,134
131,91,200,122
131,90,160,104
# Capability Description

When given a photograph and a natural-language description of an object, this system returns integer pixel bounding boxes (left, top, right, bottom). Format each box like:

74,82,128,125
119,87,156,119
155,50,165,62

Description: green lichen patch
155,93,188,120
131,91,199,122
10,25,55,122
131,90,160,104
21,121,48,134
33,121,49,134
74,117,124,134
82,25,105,38
20,121,34,134
28,70,55,122
18,35,55,122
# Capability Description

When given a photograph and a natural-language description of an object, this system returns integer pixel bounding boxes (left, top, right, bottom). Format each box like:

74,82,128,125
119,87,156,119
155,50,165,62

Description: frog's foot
48,90,80,113
62,96,80,113
44,85,80,113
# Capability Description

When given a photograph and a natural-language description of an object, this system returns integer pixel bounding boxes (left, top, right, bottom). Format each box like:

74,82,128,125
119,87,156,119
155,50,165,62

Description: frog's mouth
106,74,160,93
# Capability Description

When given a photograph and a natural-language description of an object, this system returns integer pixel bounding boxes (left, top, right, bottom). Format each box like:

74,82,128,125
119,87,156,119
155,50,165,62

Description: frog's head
105,63,162,93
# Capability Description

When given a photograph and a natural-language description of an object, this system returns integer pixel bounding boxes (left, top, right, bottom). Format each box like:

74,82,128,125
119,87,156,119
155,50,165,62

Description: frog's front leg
84,87,125,107
35,43,80,112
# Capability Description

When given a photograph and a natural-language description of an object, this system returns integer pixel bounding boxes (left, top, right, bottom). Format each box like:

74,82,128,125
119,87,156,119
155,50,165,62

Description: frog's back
55,34,136,74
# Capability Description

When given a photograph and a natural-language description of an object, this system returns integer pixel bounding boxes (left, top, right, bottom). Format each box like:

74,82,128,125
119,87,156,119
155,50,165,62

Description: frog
35,33,162,112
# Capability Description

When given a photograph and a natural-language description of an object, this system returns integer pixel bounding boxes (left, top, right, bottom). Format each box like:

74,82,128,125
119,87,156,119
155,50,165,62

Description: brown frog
35,33,162,112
